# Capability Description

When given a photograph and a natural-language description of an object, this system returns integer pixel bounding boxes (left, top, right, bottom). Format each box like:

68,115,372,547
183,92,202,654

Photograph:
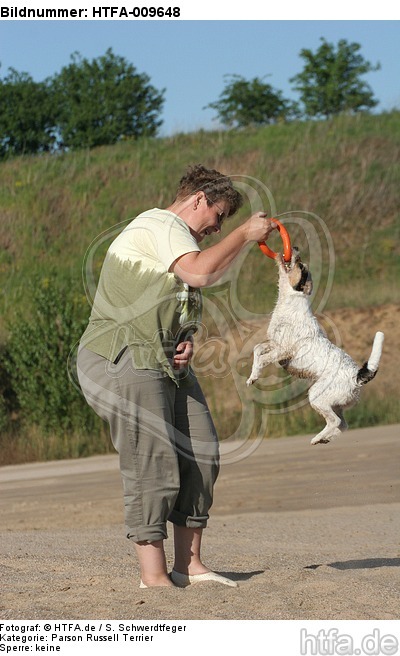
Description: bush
3,275,100,436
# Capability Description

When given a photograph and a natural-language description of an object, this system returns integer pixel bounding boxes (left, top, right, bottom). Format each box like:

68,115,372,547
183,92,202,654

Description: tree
290,38,380,119
0,67,56,158
51,48,165,149
205,74,298,128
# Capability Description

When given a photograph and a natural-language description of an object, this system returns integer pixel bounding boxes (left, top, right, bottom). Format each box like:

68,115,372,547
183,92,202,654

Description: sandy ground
0,423,399,621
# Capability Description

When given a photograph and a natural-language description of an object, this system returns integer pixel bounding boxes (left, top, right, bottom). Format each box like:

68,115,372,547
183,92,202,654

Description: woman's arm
169,213,277,287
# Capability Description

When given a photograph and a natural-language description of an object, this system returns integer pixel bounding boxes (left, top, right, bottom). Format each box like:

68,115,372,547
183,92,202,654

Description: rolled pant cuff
126,523,168,543
169,509,209,529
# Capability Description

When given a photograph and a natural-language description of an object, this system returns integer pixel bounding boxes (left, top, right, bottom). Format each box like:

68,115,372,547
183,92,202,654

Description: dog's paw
310,435,331,445
246,377,254,386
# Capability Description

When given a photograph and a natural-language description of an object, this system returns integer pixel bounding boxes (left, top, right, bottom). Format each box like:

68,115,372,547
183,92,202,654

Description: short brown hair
174,164,243,217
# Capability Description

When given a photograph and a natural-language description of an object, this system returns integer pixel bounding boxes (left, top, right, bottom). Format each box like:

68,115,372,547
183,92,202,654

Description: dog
246,248,384,445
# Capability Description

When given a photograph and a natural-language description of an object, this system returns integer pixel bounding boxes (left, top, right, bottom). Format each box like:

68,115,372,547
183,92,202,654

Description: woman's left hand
173,339,194,369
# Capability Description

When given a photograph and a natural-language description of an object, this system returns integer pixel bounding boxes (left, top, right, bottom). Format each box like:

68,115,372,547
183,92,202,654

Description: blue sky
0,19,399,135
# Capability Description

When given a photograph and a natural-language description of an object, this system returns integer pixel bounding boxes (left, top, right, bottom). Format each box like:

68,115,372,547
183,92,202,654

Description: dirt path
0,424,399,620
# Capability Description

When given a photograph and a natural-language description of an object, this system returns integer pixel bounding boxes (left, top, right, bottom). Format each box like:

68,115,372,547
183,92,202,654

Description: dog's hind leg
309,403,344,445
308,382,347,445
246,341,284,385
333,406,348,432
308,385,346,445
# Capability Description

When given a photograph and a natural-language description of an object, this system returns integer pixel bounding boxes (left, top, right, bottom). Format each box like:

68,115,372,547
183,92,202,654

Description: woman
77,164,276,588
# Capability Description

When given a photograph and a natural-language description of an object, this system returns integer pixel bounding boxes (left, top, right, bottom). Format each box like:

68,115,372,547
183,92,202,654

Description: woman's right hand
243,212,278,243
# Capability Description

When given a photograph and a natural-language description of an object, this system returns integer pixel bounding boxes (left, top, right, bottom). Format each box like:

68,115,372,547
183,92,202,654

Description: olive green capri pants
76,346,220,543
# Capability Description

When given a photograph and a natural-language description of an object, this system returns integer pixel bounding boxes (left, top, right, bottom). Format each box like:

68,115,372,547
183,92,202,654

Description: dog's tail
357,331,384,385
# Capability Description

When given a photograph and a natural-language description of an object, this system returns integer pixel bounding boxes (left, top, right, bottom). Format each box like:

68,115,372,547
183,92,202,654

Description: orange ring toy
258,219,292,263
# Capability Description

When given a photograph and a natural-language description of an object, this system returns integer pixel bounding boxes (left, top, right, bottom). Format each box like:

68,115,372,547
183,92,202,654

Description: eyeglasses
206,196,227,226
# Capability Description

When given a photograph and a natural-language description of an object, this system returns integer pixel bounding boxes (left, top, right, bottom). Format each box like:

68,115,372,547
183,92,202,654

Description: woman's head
174,164,243,218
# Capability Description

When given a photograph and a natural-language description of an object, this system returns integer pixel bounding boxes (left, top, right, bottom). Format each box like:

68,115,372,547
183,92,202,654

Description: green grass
0,424,113,467
1,111,398,330
1,111,399,463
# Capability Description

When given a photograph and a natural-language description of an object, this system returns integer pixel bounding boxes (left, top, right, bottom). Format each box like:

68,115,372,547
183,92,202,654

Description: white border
0,1,399,20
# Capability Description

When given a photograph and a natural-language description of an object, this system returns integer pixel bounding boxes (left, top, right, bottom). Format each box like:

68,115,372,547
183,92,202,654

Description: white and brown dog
246,248,384,445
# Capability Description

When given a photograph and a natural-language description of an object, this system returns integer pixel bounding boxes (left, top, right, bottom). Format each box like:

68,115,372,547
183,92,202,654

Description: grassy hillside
1,111,399,463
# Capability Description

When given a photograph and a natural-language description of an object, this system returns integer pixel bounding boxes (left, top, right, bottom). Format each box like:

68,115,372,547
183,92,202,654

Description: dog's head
277,247,313,296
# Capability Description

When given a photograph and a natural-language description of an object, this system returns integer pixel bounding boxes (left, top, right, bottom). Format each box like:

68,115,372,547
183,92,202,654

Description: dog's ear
303,273,313,296
291,262,313,294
